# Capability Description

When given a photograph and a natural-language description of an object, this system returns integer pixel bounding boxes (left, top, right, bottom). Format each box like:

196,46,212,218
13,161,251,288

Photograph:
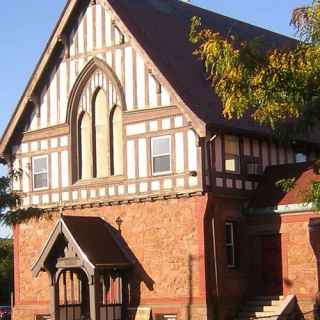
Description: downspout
211,215,220,317
209,134,221,319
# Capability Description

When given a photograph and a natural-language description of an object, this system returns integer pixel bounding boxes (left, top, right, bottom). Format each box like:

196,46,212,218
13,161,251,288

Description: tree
0,158,43,226
0,239,13,305
190,1,320,206
189,0,320,136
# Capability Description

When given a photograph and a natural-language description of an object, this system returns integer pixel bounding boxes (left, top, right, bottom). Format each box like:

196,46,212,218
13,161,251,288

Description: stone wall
248,212,320,314
13,195,212,320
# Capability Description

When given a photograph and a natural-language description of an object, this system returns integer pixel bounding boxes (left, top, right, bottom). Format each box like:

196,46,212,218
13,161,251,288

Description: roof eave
0,0,78,156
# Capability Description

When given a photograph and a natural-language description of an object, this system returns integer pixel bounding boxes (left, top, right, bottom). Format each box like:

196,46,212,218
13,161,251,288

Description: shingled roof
1,0,316,155
32,216,132,277
108,0,299,135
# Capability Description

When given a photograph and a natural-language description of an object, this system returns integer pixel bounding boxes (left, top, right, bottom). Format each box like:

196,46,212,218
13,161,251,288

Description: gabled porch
32,216,133,320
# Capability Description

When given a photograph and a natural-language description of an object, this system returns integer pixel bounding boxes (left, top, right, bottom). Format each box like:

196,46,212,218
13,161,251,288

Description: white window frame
295,152,307,163
225,222,236,268
224,135,240,174
151,135,172,176
163,315,177,320
32,155,49,191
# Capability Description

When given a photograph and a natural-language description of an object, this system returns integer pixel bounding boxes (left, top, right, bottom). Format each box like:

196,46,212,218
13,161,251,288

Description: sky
0,0,307,237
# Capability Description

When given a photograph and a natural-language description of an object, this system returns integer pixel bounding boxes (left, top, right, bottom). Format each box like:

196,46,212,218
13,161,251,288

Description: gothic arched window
79,112,93,179
68,58,127,183
110,106,123,176
93,89,109,178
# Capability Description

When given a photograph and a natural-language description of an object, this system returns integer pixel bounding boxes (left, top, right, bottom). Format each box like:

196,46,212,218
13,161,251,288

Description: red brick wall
204,195,249,320
13,193,252,320
13,196,212,320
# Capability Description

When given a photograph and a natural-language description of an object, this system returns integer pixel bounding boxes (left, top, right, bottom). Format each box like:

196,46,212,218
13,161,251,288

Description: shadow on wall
104,221,155,310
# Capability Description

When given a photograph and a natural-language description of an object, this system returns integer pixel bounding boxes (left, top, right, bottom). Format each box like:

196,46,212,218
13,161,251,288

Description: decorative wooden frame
67,57,126,184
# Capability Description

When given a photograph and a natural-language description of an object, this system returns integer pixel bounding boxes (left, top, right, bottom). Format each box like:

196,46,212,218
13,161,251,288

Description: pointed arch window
79,112,92,180
69,58,127,183
110,106,123,176
93,89,109,178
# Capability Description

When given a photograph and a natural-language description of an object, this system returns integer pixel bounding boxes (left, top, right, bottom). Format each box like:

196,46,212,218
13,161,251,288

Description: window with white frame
295,152,307,163
156,315,177,320
224,135,240,173
151,136,172,175
225,222,237,268
32,156,49,190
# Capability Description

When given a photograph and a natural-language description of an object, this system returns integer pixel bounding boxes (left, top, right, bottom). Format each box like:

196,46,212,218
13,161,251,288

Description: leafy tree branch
189,1,320,135
0,158,44,226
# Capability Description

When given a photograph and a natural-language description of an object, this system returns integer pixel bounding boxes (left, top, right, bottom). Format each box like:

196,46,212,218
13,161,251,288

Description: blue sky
0,0,307,237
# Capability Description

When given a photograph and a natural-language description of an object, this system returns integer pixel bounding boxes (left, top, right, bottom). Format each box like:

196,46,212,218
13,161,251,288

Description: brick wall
13,195,212,320
248,212,320,314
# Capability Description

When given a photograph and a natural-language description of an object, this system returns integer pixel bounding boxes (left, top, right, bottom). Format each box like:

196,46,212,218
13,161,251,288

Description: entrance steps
235,296,285,320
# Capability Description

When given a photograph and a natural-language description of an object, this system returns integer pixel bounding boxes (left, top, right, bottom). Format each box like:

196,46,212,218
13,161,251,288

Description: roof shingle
109,0,300,136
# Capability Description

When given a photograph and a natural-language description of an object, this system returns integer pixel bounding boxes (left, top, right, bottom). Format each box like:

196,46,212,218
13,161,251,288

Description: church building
1,0,320,319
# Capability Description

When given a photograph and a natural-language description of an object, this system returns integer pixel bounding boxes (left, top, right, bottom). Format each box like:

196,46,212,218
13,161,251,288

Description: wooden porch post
89,272,100,320
49,271,59,320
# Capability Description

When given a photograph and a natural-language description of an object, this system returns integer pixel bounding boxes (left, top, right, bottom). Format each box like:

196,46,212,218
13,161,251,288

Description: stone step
238,311,277,318
253,296,284,301
246,300,282,307
242,305,280,313
235,295,285,320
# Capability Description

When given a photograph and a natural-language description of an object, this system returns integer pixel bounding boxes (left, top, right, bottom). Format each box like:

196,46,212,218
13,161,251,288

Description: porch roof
32,216,132,277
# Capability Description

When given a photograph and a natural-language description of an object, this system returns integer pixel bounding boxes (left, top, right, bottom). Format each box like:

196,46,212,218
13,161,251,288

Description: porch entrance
32,216,132,320
57,270,89,320
57,269,124,320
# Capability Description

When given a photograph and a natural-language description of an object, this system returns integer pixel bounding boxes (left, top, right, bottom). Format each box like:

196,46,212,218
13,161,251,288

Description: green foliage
275,178,297,192
304,181,320,211
0,159,44,226
275,178,320,212
189,1,320,134
0,239,13,305
190,2,320,211
291,0,320,45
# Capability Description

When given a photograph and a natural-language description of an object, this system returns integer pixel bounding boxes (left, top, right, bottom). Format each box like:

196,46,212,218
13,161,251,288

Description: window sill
225,170,241,175
73,175,126,187
152,171,172,177
226,265,239,271
33,186,49,192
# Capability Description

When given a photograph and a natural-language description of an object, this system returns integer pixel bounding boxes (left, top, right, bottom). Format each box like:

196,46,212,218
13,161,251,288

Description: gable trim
0,0,207,156
31,217,95,278
0,0,77,156
66,57,127,124
98,0,206,136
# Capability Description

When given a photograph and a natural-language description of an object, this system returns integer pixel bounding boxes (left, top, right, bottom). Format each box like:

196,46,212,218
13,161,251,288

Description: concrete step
253,296,284,301
246,300,282,307
238,311,277,318
242,305,280,313
235,295,285,319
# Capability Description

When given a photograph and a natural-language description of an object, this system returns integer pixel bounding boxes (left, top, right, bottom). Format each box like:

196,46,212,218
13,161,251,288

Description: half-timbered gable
5,0,205,209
